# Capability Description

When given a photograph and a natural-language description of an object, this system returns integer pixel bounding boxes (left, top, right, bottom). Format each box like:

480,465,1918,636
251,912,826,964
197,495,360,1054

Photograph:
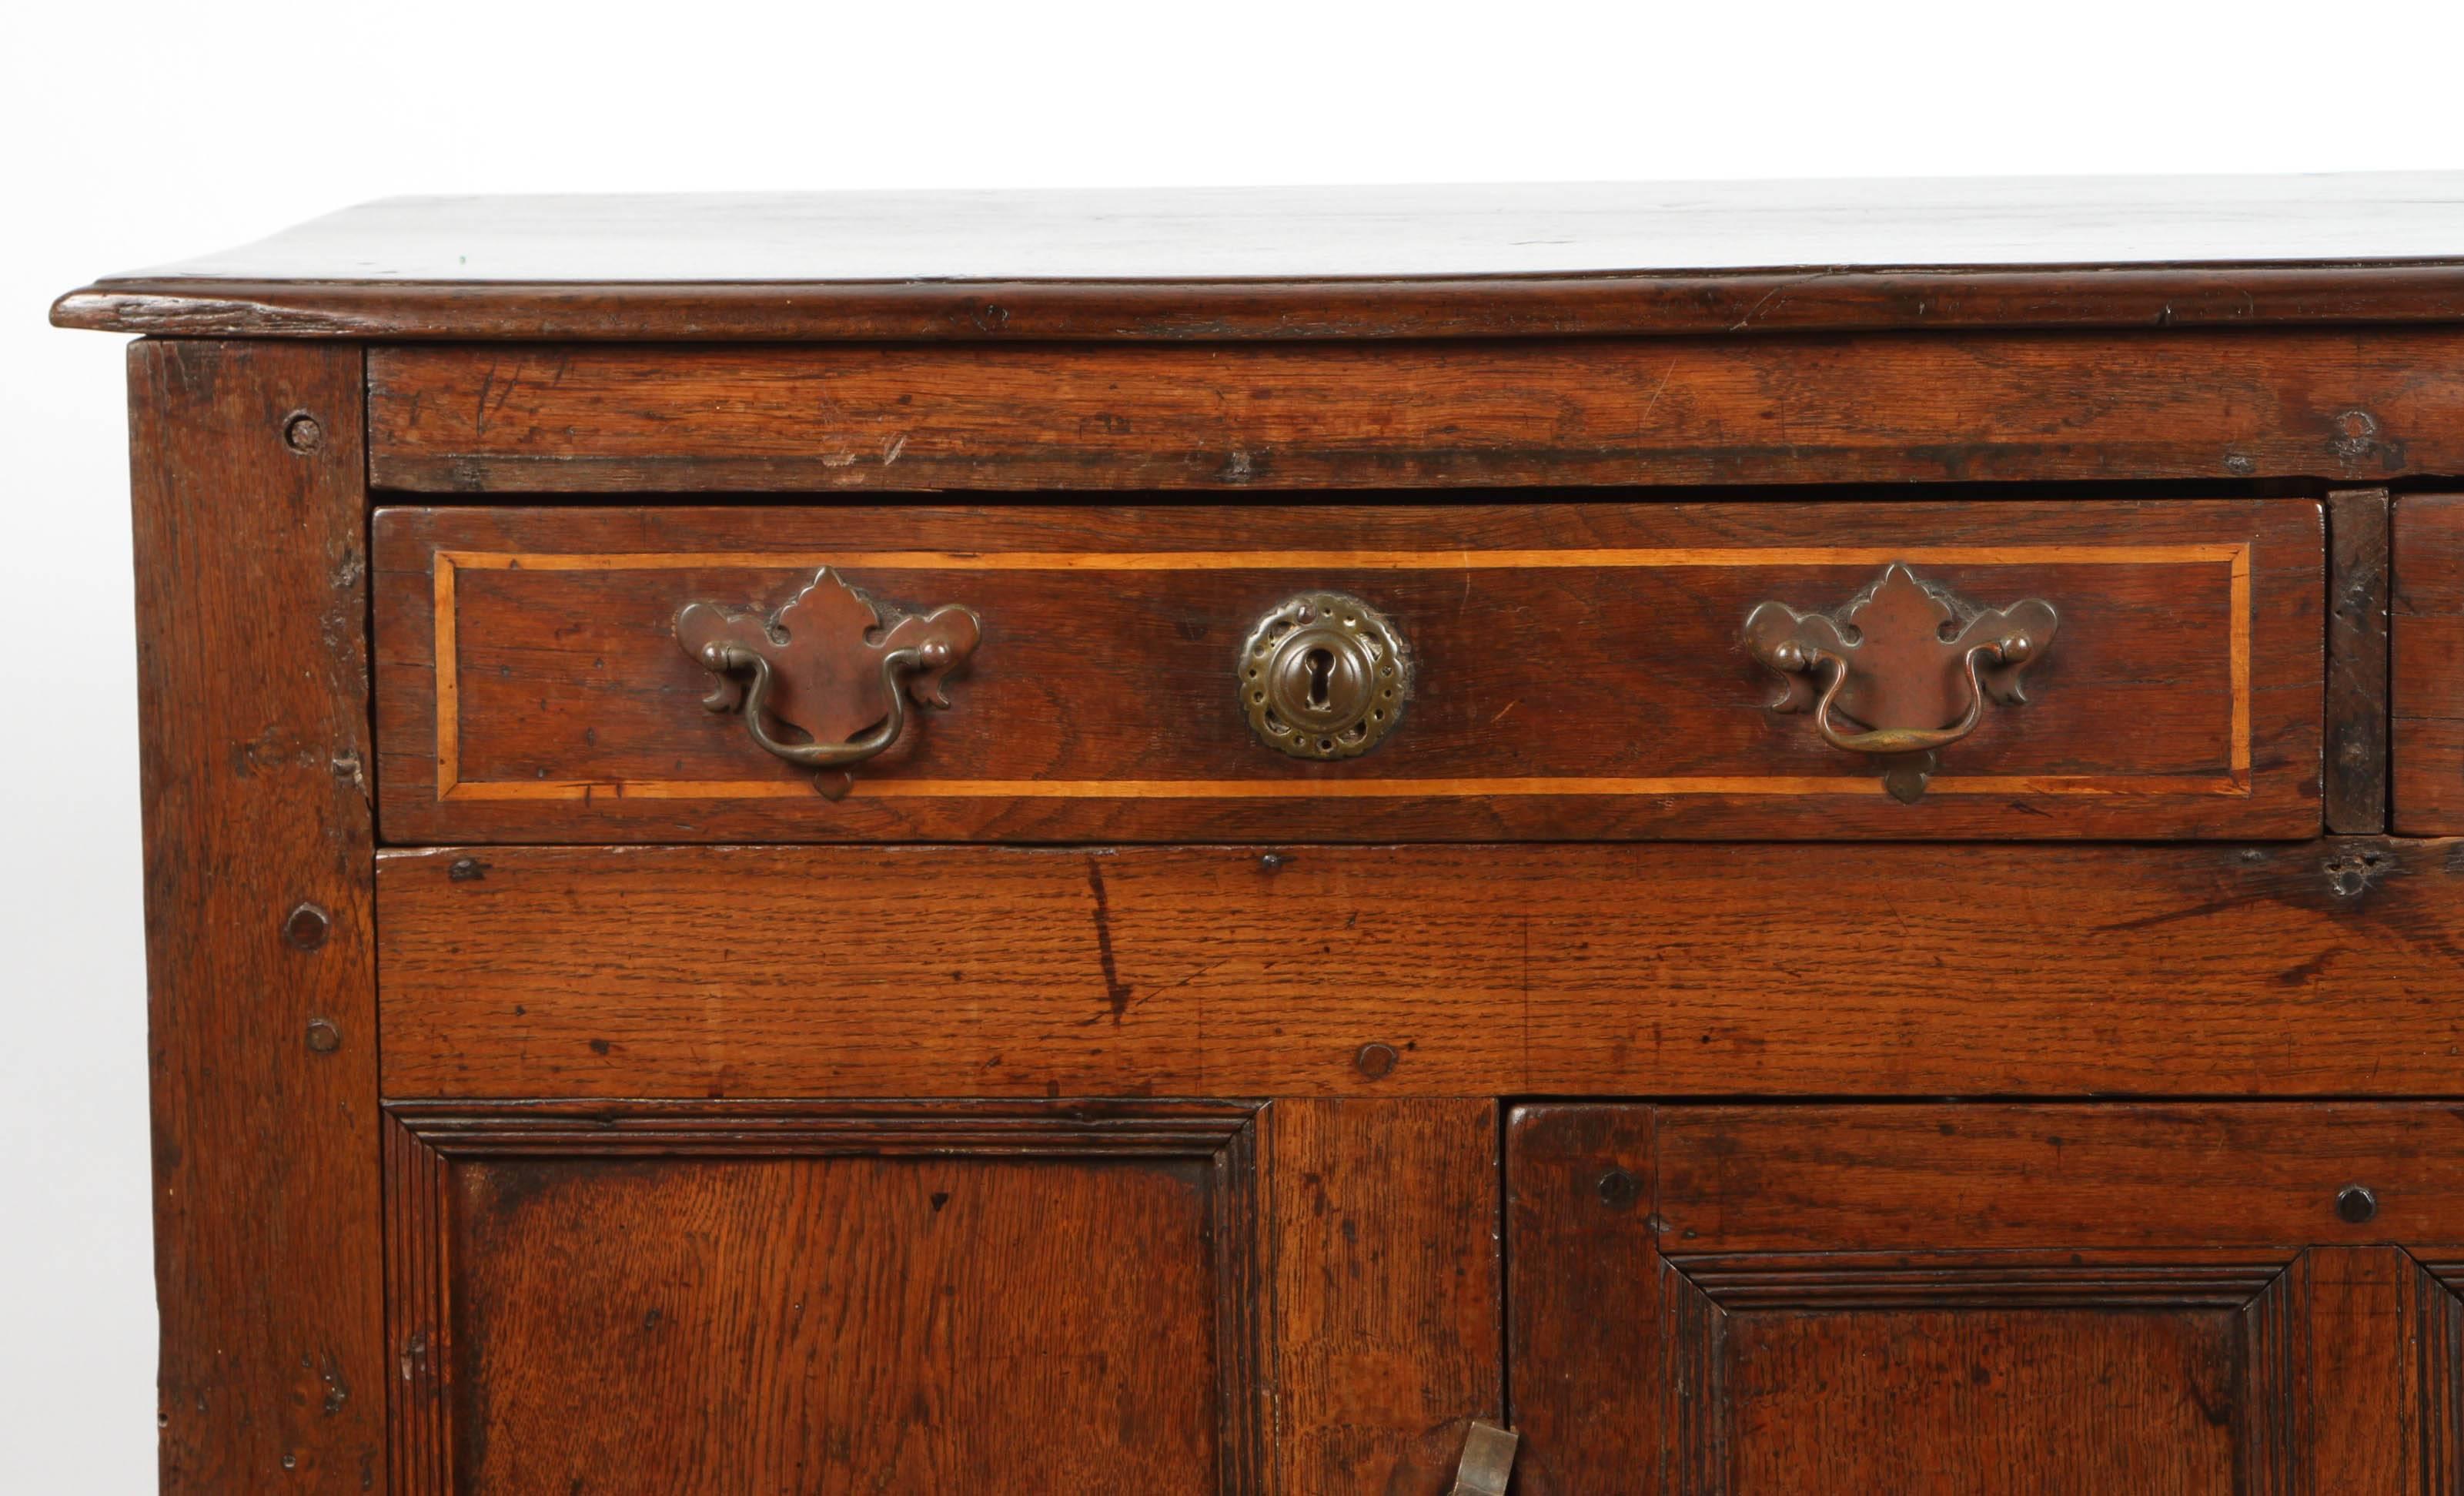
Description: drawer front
363,335,2464,493
373,499,2322,842
373,837,2464,1101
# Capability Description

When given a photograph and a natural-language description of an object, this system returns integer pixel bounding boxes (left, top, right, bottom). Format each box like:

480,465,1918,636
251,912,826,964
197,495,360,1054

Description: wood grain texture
52,176,2464,340
1717,1300,2246,1491
385,1101,1262,1494
1653,1105,2464,1254
1662,1257,2307,1493
383,1119,448,1496
375,838,2464,1100
2409,1255,2464,1486
1508,1105,2464,1494
365,331,2464,492
129,341,384,1491
1264,1098,1500,1496
2298,1247,2464,1494
2395,493,2464,833
372,500,2320,843
1503,1106,1658,1496
2327,489,2393,832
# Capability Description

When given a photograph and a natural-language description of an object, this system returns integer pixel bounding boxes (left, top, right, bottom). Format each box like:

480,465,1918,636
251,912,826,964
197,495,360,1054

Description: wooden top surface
55,174,2464,341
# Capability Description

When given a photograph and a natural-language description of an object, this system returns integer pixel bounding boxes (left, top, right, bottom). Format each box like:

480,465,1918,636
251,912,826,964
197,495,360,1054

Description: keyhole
1304,648,1335,708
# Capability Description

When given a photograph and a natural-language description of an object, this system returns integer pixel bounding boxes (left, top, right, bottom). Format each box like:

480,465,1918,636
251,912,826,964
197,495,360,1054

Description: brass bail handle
1745,562,2057,803
1787,636,2021,757
695,639,948,770
676,566,981,801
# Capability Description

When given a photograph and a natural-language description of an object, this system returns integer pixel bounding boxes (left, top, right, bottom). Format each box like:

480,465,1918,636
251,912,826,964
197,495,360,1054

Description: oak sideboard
55,176,2464,1492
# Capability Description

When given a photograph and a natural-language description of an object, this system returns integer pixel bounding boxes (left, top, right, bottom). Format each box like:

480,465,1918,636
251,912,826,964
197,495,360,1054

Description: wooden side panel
1508,1106,2464,1494
371,499,2320,844
385,1103,1262,1494
367,330,2464,492
2327,489,2392,832
1503,1106,1658,1496
1265,1099,1500,1495
129,341,384,1492
377,839,2464,1100
2395,493,2464,833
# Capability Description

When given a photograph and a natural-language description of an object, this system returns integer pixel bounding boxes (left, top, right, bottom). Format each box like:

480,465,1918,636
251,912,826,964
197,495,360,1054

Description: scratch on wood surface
1086,856,1132,1024
1727,268,1848,332
1640,360,1676,427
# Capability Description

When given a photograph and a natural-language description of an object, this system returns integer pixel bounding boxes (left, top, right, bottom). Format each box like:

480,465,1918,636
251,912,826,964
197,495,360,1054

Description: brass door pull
676,567,980,800
1745,562,2056,802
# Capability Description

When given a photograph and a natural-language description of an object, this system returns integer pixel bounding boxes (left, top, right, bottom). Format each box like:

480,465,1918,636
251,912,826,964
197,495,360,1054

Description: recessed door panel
385,1103,1262,1494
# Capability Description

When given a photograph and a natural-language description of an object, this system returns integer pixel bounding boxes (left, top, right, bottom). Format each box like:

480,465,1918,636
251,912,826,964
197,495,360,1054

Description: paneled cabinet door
383,1103,1267,1494
1506,1104,2464,1494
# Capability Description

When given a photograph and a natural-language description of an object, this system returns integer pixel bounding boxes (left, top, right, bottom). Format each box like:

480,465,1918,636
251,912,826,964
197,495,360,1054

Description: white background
5,1,2463,1484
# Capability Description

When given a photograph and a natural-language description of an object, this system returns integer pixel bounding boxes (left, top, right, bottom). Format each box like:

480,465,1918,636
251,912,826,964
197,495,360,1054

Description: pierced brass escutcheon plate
1239,591,1410,760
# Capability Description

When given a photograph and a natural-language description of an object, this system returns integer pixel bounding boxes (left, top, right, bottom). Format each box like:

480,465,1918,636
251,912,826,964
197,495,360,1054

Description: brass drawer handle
1745,563,2056,803
676,567,980,800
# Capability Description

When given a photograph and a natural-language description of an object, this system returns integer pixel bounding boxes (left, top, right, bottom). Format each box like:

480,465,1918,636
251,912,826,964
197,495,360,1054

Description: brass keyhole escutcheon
1239,591,1410,760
